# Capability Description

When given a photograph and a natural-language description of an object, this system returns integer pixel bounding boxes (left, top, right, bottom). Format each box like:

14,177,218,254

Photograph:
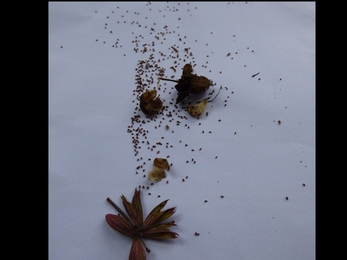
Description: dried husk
186,98,209,117
148,166,166,181
153,158,170,171
139,89,163,116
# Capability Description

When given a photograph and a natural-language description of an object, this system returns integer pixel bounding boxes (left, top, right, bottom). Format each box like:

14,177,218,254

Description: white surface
49,2,315,260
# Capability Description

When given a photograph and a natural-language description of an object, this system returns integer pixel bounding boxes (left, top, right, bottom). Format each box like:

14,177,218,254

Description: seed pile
88,2,303,199
92,2,259,194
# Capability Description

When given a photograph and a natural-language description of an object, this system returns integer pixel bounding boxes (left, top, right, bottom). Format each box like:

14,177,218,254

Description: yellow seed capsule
187,98,209,117
148,166,166,181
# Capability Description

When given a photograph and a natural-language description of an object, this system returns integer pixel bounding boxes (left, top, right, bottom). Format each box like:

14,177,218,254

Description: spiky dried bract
187,98,209,117
148,166,166,181
105,189,178,259
153,158,170,171
139,89,163,116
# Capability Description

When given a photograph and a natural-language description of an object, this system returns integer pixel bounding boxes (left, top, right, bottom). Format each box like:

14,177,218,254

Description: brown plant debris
106,189,178,260
159,64,213,104
148,166,166,182
153,157,170,171
139,89,163,116
186,86,222,117
148,158,170,181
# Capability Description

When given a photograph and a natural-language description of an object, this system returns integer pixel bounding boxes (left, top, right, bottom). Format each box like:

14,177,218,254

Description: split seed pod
187,98,209,117
159,64,213,104
140,89,163,116
148,158,170,181
148,166,166,182
153,157,170,171
186,86,222,117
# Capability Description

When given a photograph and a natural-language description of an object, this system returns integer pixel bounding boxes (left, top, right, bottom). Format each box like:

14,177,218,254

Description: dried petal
143,229,179,239
153,158,170,171
144,207,176,231
105,214,136,239
187,98,209,117
129,239,146,260
148,166,166,182
148,220,177,231
143,199,176,230
131,188,143,225
182,63,193,77
120,189,143,228
139,89,163,116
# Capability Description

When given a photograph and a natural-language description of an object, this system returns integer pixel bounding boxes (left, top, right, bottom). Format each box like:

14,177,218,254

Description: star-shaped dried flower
105,188,179,260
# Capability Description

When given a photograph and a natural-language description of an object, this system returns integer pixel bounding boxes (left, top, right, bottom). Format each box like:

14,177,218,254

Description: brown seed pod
153,157,170,171
186,87,222,117
148,166,166,181
139,89,163,116
158,64,213,103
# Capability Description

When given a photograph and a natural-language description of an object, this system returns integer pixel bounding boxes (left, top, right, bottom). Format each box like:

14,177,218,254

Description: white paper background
49,2,315,260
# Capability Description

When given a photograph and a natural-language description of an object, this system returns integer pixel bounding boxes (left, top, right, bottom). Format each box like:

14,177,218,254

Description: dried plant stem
208,86,223,102
158,78,179,83
106,197,133,225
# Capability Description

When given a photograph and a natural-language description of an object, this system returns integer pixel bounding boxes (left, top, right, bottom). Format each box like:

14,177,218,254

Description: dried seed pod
187,98,208,116
186,87,222,117
153,158,170,171
139,89,163,116
148,166,166,181
158,64,213,103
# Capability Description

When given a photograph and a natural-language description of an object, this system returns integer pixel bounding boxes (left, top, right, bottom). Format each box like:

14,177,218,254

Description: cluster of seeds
90,3,304,200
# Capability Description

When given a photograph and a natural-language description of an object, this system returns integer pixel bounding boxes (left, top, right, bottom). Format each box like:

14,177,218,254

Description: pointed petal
143,200,168,228
144,206,176,230
120,189,143,228
131,188,143,225
149,220,177,230
129,239,146,260
143,230,179,239
105,214,136,239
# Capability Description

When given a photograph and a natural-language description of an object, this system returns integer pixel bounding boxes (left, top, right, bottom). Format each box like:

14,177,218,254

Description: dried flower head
158,64,213,103
106,188,178,260
139,89,163,116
